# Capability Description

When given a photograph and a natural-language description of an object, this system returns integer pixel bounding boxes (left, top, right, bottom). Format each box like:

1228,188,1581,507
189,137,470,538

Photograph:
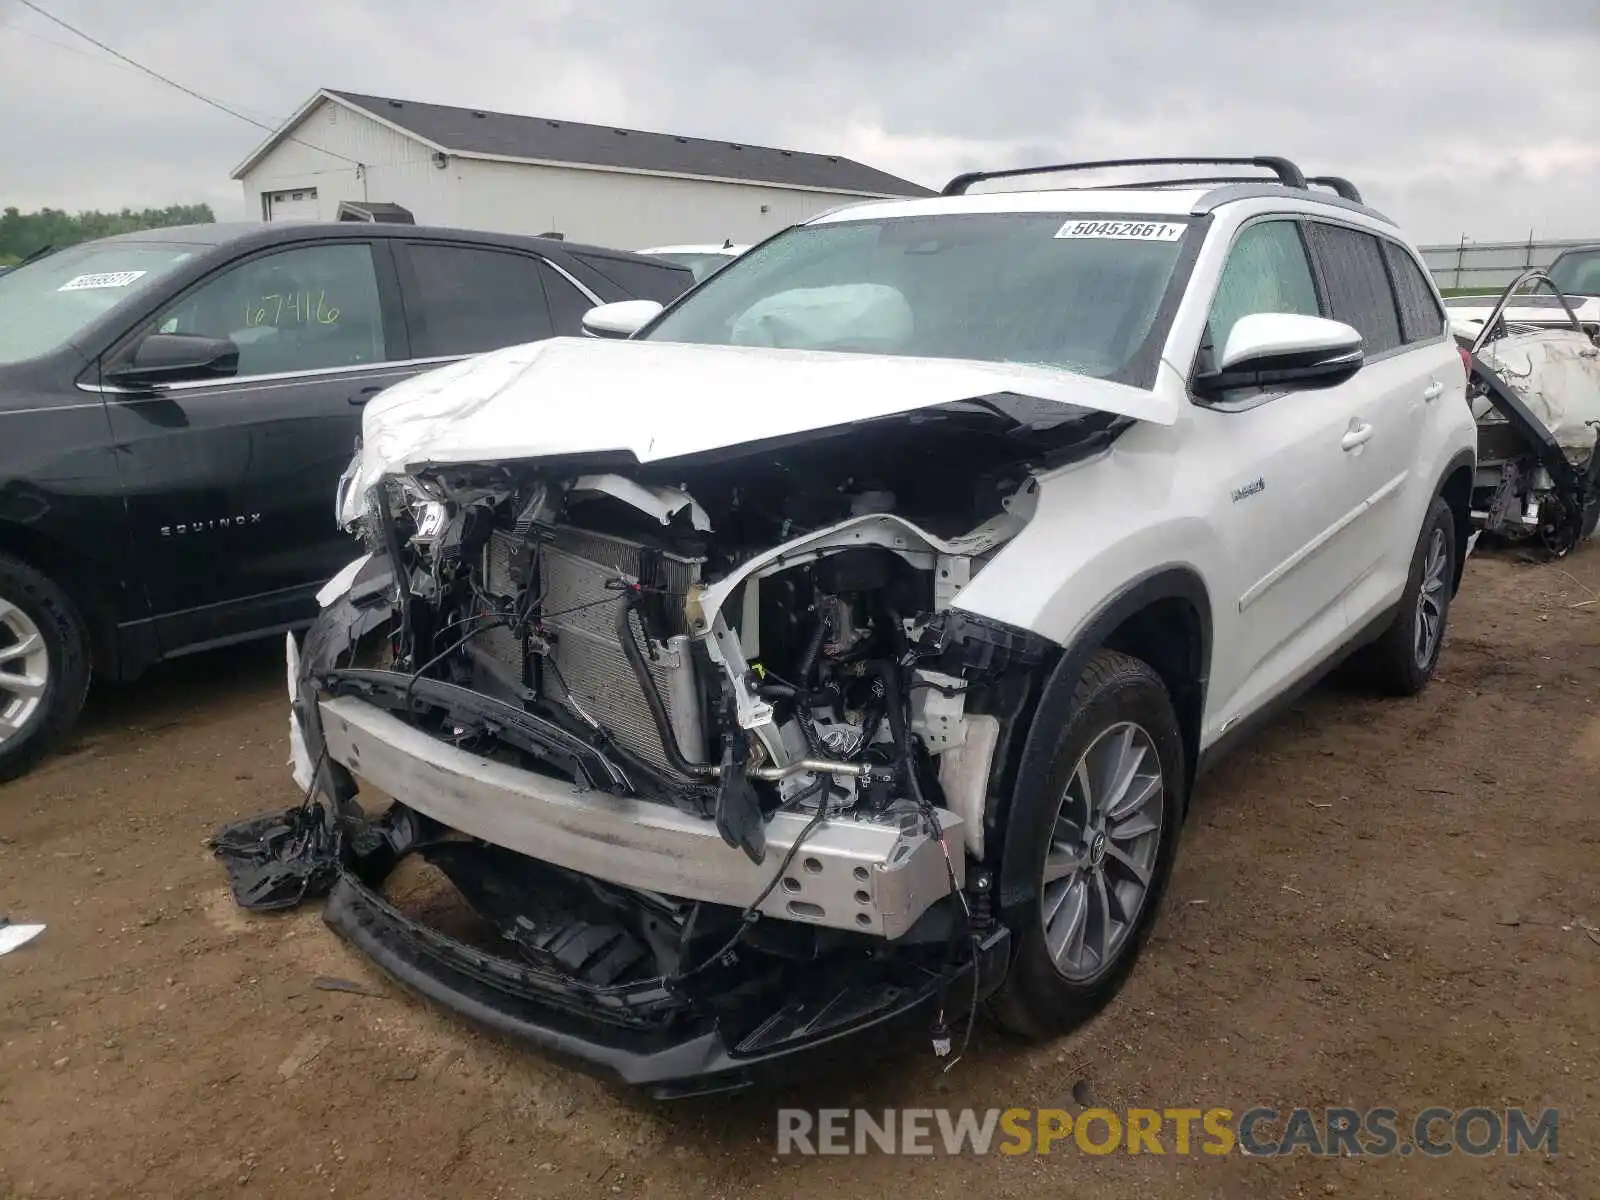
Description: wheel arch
992,564,1211,913
0,521,119,679
1435,448,1475,595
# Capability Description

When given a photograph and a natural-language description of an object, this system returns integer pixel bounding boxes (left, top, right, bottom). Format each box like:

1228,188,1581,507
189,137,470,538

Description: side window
538,261,596,334
153,243,385,376
572,253,695,303
1303,223,1403,356
1204,219,1320,362
402,244,553,357
1381,241,1446,344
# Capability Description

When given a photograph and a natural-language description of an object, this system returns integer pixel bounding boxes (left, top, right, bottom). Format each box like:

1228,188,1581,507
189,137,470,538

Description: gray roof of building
326,90,934,198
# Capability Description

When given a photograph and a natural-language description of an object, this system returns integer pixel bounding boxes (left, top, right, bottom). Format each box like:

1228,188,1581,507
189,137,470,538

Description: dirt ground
2,542,1597,1199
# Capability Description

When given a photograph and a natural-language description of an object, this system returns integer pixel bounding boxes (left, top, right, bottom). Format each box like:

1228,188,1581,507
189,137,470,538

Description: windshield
643,213,1193,382
0,242,198,365
649,251,736,282
1548,249,1600,297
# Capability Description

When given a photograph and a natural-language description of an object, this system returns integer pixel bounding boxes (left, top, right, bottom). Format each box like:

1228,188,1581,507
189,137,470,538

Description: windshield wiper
16,244,55,267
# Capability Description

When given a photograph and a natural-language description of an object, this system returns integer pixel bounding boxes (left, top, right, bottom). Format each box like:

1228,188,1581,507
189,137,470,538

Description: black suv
0,222,691,778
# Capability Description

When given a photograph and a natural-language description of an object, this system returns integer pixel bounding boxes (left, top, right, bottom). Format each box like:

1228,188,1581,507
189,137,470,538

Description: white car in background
1447,254,1600,553
1443,244,1600,337
637,241,750,283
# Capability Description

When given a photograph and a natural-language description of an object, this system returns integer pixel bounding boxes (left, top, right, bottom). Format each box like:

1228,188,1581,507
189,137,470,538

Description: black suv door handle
348,385,383,406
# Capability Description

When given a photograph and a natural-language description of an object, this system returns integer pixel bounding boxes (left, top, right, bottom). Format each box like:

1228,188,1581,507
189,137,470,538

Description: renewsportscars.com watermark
776,1107,1559,1158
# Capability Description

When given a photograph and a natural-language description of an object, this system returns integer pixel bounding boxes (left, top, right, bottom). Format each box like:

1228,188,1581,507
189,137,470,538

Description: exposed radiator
483,526,707,774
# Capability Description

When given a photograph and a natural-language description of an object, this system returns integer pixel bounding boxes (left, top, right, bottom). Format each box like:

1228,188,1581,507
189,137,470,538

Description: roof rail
1306,175,1363,203
941,156,1309,196
1089,175,1291,191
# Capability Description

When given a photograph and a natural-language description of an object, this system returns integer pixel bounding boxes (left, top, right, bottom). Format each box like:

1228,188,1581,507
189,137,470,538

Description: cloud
1,0,1595,242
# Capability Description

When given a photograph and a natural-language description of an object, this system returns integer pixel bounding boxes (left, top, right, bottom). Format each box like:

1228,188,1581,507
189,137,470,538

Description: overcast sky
1,0,1596,244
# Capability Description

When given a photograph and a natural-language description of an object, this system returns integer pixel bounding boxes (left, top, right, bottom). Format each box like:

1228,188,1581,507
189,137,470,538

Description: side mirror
105,333,239,388
1196,313,1363,395
581,299,663,339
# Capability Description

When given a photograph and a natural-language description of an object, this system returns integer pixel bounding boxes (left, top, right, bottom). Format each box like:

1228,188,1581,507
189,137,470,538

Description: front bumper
317,695,964,939
325,865,1010,1099
281,565,1002,1096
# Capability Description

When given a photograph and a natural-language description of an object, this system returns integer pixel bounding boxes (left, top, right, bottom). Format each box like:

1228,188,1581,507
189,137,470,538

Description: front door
1188,217,1381,735
102,238,414,653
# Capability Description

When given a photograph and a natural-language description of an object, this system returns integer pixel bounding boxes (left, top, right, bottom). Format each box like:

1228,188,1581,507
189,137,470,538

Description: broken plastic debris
210,804,341,912
0,918,45,956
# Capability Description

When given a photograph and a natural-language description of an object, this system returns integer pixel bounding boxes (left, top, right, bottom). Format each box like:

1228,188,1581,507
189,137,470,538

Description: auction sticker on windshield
58,271,148,291
1054,220,1186,241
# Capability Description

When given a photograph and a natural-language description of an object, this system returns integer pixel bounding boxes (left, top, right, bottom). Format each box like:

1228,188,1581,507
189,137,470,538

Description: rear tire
1362,497,1456,696
0,554,91,781
991,650,1185,1040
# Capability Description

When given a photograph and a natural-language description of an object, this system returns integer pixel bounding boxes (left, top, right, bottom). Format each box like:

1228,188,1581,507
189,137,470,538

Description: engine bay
258,408,1079,1057
360,441,1043,876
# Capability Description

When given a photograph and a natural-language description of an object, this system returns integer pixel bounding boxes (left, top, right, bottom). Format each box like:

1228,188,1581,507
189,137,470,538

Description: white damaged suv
232,156,1477,1097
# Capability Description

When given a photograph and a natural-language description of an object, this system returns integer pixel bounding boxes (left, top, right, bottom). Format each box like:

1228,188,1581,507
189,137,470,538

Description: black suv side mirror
105,333,240,388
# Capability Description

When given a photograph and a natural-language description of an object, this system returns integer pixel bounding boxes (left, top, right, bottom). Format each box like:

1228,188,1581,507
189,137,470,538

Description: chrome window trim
75,252,600,397
538,256,603,306
76,354,468,396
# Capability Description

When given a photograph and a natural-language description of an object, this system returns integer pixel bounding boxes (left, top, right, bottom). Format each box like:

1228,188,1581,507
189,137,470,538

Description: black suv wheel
0,554,91,781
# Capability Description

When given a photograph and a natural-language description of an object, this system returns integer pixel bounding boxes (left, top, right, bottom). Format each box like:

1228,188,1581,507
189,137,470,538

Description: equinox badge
160,514,263,536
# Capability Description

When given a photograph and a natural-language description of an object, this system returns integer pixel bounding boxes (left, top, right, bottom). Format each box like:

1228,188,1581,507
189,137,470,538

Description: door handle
348,385,383,406
1422,380,1444,402
1341,420,1374,451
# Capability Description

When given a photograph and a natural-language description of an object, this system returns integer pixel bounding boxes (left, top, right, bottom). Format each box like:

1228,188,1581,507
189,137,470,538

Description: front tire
0,554,91,782
1363,497,1455,696
991,649,1185,1040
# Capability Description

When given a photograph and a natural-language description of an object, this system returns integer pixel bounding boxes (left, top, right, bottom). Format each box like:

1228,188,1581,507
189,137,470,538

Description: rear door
392,241,605,354
1301,221,1435,625
102,237,413,652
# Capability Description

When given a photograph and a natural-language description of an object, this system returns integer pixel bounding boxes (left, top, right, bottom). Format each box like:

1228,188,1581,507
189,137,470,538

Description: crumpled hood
341,336,1173,518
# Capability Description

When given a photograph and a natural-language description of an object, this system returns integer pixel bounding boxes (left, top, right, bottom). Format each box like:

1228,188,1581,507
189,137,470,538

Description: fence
1419,237,1596,293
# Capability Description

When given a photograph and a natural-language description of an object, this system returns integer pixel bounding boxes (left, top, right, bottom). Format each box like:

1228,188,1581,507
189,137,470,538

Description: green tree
0,204,215,264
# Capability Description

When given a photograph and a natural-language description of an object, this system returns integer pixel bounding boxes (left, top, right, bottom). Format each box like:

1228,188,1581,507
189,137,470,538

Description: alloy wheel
1414,528,1449,668
0,598,49,743
1039,721,1165,982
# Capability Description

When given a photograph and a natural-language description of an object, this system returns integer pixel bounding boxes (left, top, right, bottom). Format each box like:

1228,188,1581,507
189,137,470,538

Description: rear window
402,243,553,357
1303,223,1403,356
1381,242,1446,344
569,252,694,303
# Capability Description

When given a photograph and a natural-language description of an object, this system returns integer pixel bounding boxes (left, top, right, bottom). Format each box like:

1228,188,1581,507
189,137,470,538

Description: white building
232,89,933,249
